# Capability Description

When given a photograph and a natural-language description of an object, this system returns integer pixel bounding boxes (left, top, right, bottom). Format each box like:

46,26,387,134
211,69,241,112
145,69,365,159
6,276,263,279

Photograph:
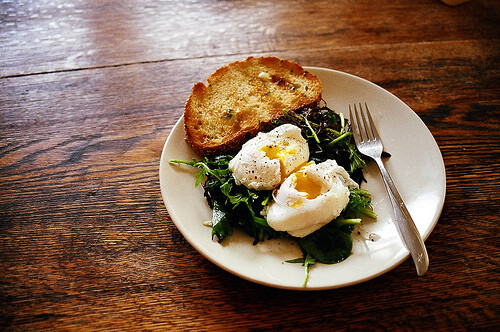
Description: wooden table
1,0,499,330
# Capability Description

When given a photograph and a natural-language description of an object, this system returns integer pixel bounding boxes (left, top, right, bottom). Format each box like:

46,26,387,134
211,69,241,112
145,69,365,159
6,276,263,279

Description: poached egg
228,124,309,190
263,160,358,238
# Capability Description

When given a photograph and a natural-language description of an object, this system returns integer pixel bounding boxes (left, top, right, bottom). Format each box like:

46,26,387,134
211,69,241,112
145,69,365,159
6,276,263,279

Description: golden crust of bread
184,56,323,156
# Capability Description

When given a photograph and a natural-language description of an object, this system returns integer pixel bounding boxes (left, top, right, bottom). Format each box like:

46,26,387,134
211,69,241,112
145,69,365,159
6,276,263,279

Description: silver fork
349,103,429,276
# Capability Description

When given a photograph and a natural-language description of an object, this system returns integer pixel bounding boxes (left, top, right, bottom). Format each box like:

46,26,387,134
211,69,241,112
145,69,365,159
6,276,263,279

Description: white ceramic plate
159,67,446,290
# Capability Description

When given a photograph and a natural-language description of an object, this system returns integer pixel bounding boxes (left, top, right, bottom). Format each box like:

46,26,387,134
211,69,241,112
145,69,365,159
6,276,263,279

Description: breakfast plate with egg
159,66,446,290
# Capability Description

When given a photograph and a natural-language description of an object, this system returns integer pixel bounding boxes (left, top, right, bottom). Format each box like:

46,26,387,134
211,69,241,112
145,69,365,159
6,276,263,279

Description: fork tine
354,103,368,142
357,103,371,141
362,102,380,141
349,105,358,142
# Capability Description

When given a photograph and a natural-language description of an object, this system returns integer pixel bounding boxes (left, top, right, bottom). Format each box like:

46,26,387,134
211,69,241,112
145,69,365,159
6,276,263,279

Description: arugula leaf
298,220,353,264
171,154,279,244
211,200,232,242
343,188,377,219
170,157,232,186
302,254,317,287
286,254,317,287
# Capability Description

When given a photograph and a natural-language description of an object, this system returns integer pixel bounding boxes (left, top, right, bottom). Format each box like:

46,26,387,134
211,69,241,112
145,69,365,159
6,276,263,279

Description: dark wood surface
1,0,499,330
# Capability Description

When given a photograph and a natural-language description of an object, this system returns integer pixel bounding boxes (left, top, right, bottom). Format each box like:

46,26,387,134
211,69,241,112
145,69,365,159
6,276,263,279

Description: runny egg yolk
292,169,323,199
260,141,296,179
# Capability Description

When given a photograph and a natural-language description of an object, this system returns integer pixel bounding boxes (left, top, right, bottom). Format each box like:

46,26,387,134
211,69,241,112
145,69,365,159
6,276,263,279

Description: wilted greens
170,104,376,286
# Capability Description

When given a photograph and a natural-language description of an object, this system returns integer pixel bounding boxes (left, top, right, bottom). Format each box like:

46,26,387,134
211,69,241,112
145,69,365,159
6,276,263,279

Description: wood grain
1,0,499,77
1,0,499,330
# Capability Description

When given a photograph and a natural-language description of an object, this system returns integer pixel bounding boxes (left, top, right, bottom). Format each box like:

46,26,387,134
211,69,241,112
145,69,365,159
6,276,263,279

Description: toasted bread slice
184,56,322,156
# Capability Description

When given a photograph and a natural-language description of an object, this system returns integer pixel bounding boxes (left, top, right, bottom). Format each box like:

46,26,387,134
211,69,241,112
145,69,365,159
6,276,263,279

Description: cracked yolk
260,141,296,179
292,169,323,199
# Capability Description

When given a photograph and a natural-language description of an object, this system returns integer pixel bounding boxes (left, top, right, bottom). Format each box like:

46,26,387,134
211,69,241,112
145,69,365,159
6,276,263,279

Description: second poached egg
263,160,358,237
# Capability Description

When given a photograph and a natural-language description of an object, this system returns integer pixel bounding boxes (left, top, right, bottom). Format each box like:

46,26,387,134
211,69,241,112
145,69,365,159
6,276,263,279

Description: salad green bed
170,105,376,286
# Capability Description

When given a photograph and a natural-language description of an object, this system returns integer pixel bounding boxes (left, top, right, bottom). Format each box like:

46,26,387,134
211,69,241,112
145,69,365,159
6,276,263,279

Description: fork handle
373,157,429,276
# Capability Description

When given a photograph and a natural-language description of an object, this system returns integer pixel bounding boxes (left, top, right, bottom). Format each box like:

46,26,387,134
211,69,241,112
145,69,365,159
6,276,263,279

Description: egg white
263,160,359,238
228,124,309,190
